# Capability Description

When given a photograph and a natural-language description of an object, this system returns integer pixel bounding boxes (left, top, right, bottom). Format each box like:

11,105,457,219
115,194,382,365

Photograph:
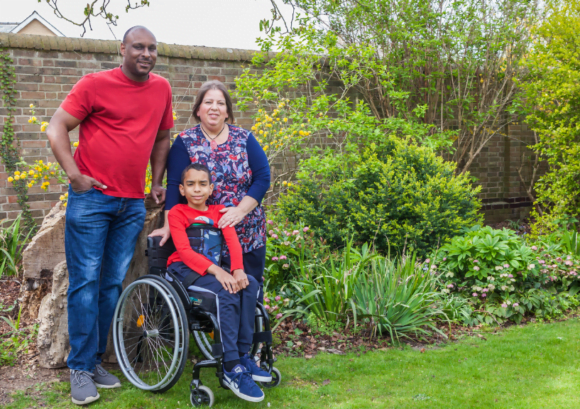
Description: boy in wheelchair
166,163,271,403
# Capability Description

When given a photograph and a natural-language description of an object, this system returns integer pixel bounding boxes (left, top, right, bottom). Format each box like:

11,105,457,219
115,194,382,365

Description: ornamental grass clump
353,254,448,341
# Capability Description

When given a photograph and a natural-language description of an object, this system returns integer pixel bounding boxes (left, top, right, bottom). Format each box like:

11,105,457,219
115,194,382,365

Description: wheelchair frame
113,235,278,407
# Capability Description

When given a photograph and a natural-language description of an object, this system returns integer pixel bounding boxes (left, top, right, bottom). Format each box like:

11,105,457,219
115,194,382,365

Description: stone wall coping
0,33,272,62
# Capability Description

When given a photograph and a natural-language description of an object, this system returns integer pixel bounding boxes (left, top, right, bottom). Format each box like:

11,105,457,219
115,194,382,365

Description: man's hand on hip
70,174,107,193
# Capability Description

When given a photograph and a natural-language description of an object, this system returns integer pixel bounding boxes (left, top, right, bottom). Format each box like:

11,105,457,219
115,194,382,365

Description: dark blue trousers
222,245,266,303
183,269,259,363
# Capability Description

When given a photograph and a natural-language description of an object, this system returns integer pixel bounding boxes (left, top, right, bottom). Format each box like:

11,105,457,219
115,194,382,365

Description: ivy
0,49,37,235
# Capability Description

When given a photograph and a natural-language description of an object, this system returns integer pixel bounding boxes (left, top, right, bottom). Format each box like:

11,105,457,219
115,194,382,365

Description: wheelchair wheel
193,306,263,360
259,366,281,388
190,385,214,407
113,275,189,392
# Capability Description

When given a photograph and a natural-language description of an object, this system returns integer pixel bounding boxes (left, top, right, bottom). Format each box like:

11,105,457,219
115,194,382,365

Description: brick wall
0,33,539,224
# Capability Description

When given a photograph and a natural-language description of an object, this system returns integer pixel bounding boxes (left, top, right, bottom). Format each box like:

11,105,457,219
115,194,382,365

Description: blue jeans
65,186,146,371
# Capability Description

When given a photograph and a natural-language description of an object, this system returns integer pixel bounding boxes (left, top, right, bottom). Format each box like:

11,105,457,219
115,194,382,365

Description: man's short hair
122,26,153,43
181,163,212,184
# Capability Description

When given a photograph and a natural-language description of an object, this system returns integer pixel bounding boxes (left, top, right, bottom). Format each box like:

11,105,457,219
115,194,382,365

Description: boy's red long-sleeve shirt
167,204,244,275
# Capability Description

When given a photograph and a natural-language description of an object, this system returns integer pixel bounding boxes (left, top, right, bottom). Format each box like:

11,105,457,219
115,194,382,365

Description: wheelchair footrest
252,330,272,344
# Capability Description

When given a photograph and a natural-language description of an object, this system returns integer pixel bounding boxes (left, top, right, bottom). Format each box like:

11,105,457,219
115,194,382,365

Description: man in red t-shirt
46,26,173,406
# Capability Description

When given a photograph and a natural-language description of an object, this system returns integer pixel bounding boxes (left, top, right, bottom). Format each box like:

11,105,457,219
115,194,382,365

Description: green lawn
6,319,580,408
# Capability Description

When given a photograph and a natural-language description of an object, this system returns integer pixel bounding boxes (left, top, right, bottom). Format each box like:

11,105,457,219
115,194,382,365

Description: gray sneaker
93,364,121,389
70,370,100,405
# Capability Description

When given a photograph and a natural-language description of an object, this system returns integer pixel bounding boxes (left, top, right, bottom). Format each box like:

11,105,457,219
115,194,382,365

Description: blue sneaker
240,354,273,382
223,364,264,402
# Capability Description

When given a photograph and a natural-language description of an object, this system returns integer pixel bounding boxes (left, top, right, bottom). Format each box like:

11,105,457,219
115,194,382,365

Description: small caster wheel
190,385,214,407
259,366,281,388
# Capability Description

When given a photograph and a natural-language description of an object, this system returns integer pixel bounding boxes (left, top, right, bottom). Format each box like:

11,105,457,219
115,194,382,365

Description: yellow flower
60,195,65,201
299,131,305,136
293,131,298,135
263,145,269,151
288,182,293,187
41,124,48,132
29,104,34,108
28,170,34,175
28,183,33,188
301,124,305,128
39,160,43,164
14,171,20,176
264,132,268,136
172,110,177,120
283,181,288,186
283,118,288,122
258,109,262,113
63,202,67,208
44,176,49,180
14,175,20,181
7,177,13,183
305,131,311,136
266,124,272,128
31,116,37,122
73,142,79,147
50,171,55,175
20,173,27,179
259,130,264,135
64,192,68,197
251,126,257,131
28,118,33,123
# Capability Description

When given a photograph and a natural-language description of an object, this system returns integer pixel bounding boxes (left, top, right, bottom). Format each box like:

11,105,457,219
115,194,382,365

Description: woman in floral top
150,80,270,300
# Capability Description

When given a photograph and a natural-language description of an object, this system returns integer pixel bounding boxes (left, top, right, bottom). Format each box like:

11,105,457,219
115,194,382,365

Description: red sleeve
60,74,95,121
159,81,174,130
216,208,244,272
168,207,213,275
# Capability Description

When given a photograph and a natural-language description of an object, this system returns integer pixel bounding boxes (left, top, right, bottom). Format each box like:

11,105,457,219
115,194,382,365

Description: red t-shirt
60,67,174,198
167,204,244,276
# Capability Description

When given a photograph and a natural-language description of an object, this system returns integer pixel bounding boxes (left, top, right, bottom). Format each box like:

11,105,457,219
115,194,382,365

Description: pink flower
531,246,538,251
303,227,309,233
482,288,488,292
447,284,454,288
271,256,279,261
481,293,487,297
275,296,281,301
472,292,478,297
284,231,290,236
267,220,274,225
443,257,447,261
556,257,563,262
269,230,274,235
262,276,265,281
283,263,289,268
425,258,431,264
276,313,283,319
508,274,513,278
293,230,299,235
513,303,519,307
503,264,510,268
565,261,573,266
473,260,479,263
539,260,545,265
473,266,480,271
501,303,508,308
264,297,270,303
272,234,278,239
264,305,270,310
279,255,287,260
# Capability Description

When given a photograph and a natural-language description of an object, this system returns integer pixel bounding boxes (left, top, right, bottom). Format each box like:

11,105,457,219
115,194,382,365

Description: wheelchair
112,234,281,407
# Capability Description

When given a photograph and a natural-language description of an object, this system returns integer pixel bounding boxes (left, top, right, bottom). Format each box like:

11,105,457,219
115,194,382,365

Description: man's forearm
47,124,81,180
150,132,170,186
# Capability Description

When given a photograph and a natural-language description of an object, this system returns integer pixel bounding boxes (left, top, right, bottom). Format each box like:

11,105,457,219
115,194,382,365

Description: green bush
278,136,482,256
435,226,580,324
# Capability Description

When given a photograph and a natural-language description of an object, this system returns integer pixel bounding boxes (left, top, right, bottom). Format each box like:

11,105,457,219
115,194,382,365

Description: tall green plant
0,215,32,277
354,255,447,340
517,0,580,231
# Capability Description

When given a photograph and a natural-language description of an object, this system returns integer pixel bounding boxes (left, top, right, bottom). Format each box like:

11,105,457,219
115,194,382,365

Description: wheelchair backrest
146,224,224,274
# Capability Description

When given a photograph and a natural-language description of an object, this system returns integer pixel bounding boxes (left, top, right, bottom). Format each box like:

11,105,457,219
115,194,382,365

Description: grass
5,319,580,408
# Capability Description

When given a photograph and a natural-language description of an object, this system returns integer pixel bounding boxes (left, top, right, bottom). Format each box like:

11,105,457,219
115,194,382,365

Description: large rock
35,200,163,368
37,261,70,368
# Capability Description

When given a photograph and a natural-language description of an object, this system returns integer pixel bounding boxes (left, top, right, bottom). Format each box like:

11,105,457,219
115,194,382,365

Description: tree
38,0,150,37
517,0,580,231
256,0,541,173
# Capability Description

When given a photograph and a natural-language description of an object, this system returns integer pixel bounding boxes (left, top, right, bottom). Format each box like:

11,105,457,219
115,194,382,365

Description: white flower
528,264,535,270
445,272,454,278
495,265,503,271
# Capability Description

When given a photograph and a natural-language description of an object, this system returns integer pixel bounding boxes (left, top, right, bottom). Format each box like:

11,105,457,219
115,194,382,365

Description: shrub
435,226,580,324
278,136,482,256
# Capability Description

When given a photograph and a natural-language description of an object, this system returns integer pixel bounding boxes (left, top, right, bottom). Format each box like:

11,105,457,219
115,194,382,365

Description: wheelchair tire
113,275,189,393
190,385,214,407
259,366,281,388
193,306,264,361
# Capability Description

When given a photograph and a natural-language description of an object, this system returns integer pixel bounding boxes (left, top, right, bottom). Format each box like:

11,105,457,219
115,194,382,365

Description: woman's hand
218,206,248,228
232,269,249,290
148,225,171,246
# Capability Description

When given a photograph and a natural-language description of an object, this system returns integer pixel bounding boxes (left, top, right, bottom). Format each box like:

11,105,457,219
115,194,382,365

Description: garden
1,0,580,407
